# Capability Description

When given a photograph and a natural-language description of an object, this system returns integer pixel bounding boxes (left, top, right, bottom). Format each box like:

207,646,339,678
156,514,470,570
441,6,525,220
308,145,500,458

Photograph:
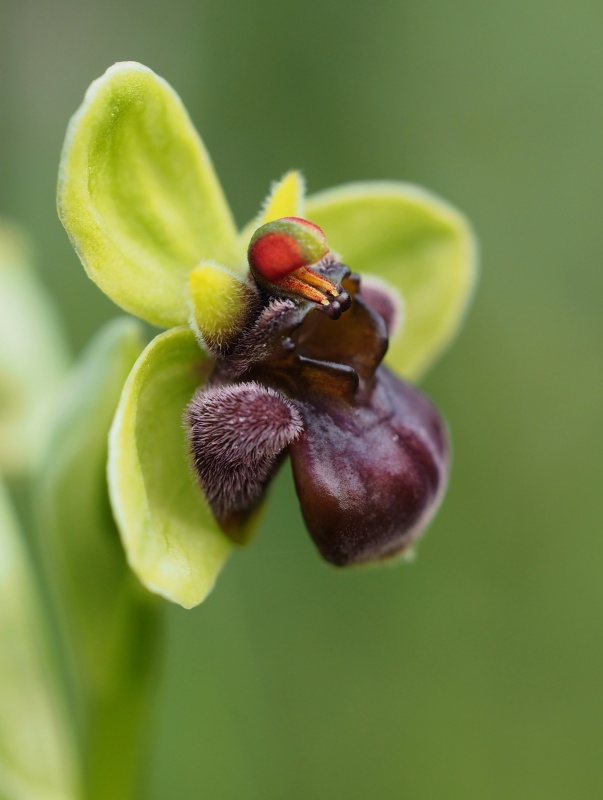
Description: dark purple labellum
289,366,448,565
187,220,450,566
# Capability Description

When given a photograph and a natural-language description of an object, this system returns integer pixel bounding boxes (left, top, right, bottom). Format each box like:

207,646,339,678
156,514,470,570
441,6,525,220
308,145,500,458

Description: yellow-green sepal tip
240,170,306,246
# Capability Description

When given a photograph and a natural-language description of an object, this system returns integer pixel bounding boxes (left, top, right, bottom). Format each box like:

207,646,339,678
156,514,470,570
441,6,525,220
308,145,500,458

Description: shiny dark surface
290,365,447,565
191,264,449,565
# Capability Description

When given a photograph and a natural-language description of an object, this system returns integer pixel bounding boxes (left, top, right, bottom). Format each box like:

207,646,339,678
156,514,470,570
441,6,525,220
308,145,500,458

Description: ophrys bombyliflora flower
58,62,477,608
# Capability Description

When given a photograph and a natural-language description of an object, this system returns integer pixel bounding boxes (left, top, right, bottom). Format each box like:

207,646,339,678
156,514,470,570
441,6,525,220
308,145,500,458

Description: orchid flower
58,62,477,609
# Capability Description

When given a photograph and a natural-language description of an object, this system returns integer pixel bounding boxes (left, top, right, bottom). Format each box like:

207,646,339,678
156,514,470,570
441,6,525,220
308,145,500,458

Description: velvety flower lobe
187,217,449,565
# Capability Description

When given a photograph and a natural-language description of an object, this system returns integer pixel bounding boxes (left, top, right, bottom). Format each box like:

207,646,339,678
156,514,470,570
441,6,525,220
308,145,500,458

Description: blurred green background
2,0,603,797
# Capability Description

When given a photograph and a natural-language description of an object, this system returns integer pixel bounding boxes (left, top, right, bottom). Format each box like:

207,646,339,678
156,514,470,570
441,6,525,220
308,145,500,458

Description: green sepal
58,62,244,328
108,326,232,609
37,317,158,800
0,221,69,476
306,182,478,379
0,479,80,800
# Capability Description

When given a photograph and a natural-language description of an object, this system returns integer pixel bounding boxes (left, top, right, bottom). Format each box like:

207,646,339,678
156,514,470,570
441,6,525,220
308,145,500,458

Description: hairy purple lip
186,220,449,565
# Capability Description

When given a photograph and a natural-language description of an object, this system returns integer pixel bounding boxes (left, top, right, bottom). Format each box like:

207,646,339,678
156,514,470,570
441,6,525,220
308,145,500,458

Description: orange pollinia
248,217,351,317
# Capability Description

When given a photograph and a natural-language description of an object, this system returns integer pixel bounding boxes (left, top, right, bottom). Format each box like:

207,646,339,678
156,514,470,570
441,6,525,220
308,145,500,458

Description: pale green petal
188,261,258,353
0,480,79,800
37,317,158,800
108,326,232,609
306,182,478,379
0,221,69,476
58,61,244,328
239,170,306,247
261,170,306,223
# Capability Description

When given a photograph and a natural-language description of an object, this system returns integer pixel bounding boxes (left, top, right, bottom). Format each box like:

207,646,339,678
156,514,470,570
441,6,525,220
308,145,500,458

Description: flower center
248,217,350,316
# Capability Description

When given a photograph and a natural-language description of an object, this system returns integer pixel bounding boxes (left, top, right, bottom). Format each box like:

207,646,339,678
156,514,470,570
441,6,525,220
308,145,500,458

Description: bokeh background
2,0,603,797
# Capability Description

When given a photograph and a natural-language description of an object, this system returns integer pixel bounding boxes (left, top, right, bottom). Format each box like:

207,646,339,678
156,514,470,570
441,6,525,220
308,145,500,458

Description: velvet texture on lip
187,218,449,566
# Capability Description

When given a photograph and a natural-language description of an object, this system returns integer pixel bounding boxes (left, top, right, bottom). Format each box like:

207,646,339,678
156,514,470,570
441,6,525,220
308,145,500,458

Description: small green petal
0,480,79,800
260,170,306,224
306,182,478,379
37,317,157,800
188,261,258,353
58,61,243,328
108,326,231,609
0,221,69,476
240,170,306,245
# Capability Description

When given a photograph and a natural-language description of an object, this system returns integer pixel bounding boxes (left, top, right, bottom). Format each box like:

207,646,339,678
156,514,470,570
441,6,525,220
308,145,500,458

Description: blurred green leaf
0,221,69,476
37,317,159,800
57,61,243,329
0,478,79,800
108,326,232,609
306,182,478,379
